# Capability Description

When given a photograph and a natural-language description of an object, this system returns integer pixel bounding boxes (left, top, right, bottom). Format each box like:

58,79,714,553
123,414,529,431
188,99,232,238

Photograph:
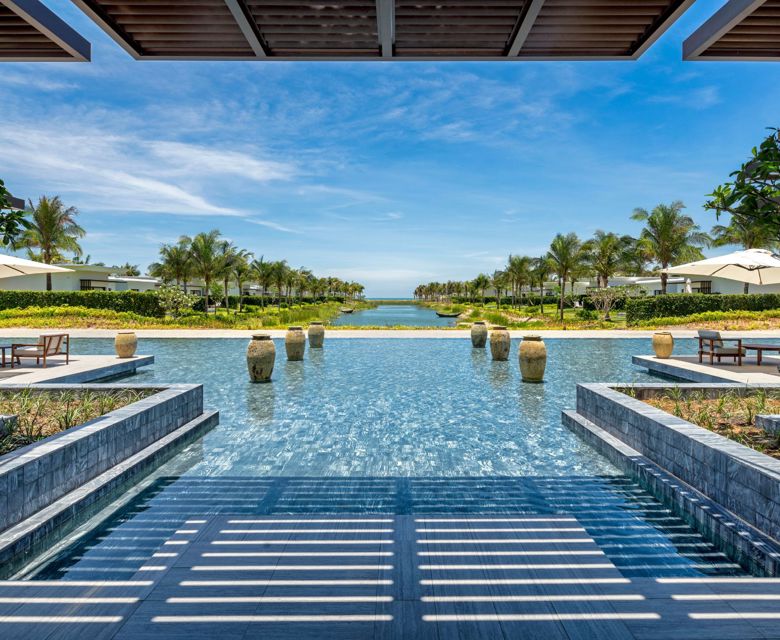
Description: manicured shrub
626,293,780,324
0,290,164,317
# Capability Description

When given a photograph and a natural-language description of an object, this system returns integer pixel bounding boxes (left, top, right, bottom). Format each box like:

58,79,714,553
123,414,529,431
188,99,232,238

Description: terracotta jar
285,326,305,361
247,334,275,382
471,321,488,348
308,322,325,348
490,326,510,361
519,335,546,382
652,332,674,359
114,331,137,358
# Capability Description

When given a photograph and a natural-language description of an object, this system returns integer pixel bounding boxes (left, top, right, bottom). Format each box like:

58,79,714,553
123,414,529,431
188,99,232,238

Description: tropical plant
472,273,490,306
506,255,531,308
631,201,710,294
149,237,192,292
272,260,289,308
251,256,274,307
116,262,141,277
156,284,197,319
531,256,550,314
706,128,780,242
187,229,223,309
547,232,584,321
233,258,254,312
0,178,30,248
584,230,633,288
22,196,85,291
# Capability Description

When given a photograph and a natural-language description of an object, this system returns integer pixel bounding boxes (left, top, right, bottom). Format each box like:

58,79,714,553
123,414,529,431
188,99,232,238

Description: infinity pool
20,337,747,580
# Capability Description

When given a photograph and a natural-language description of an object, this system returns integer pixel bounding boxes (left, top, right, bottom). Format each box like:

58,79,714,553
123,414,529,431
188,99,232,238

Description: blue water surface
330,304,457,327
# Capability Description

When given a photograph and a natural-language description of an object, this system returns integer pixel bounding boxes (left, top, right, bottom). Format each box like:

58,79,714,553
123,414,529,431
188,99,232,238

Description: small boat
436,311,461,318
340,308,354,314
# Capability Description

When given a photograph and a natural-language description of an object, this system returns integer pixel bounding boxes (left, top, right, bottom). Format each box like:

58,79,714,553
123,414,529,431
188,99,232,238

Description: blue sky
2,0,779,296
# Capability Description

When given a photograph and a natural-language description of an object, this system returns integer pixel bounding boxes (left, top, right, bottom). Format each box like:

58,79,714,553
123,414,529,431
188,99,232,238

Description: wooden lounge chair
697,329,745,366
11,333,70,368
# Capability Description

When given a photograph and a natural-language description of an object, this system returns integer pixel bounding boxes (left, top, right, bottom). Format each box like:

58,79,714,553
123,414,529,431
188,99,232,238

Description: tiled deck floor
2,514,780,639
3,476,780,639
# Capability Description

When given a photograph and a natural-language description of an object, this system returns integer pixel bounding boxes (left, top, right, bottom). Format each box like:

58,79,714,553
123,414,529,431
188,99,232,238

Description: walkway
0,354,153,384
2,476,779,639
633,354,780,384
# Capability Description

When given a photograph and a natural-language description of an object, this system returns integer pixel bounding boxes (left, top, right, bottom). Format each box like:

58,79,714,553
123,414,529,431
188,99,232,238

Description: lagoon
330,304,456,327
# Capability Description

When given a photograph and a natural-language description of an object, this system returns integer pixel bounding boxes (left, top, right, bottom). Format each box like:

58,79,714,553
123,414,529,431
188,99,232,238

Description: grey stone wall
576,382,780,543
0,384,204,534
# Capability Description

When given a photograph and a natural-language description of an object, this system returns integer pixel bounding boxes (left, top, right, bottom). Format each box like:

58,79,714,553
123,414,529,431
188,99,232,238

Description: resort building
0,264,160,292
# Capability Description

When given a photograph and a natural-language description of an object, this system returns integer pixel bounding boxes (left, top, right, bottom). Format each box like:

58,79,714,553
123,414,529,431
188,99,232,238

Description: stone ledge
572,381,780,549
562,409,780,576
0,383,204,533
0,409,218,576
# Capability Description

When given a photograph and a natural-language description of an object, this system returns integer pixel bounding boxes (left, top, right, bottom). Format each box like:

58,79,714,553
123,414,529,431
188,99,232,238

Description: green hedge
0,290,164,318
625,293,780,324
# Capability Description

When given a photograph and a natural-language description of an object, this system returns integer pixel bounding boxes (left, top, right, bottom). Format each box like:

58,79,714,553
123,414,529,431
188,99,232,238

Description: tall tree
547,232,584,321
233,257,253,312
22,196,85,291
584,230,633,288
531,256,550,314
149,237,192,292
251,256,274,308
706,128,780,242
272,260,289,308
188,229,223,309
472,273,490,307
631,201,710,294
506,255,531,308
0,178,30,248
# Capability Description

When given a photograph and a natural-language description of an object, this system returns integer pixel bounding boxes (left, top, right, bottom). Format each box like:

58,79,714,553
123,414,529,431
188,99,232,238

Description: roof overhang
0,0,90,61
8,195,24,210
69,0,696,61
684,0,780,61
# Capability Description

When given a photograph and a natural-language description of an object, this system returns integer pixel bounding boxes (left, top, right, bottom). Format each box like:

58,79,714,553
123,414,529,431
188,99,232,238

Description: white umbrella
664,249,780,286
0,254,73,279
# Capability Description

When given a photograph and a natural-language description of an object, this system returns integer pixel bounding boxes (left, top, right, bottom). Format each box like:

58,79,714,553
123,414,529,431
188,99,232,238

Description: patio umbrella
0,254,73,278
664,249,780,286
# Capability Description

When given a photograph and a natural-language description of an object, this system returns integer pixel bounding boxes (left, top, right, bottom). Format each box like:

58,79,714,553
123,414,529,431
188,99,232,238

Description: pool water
21,338,748,579
330,304,456,327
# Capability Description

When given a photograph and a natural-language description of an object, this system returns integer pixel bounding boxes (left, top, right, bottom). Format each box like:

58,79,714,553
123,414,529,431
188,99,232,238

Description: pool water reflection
24,337,747,580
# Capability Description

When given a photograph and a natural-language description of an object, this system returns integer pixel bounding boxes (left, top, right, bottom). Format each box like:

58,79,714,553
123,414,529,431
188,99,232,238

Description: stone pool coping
4,328,780,338
0,384,218,572
565,382,780,575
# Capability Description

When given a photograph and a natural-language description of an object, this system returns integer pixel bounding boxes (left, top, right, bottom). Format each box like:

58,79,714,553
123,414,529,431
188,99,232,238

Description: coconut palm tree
584,230,633,288
251,256,274,307
22,196,85,290
472,273,490,307
233,257,253,312
491,270,508,310
631,201,710,294
506,255,531,308
531,256,551,314
188,229,223,309
547,232,584,321
149,237,192,292
272,260,289,308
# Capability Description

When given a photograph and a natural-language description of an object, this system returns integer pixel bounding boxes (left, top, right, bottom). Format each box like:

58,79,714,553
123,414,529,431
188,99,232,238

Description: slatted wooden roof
685,0,780,60
70,0,695,60
0,0,90,61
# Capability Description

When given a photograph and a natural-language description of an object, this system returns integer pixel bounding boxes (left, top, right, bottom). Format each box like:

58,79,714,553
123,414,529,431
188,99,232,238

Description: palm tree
116,262,140,277
251,256,274,307
547,232,584,321
149,237,192,292
233,257,253,312
272,260,289,308
531,256,550,314
188,229,223,310
631,201,710,294
506,255,531,308
584,230,633,288
22,196,85,291
472,274,490,306
491,270,508,310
